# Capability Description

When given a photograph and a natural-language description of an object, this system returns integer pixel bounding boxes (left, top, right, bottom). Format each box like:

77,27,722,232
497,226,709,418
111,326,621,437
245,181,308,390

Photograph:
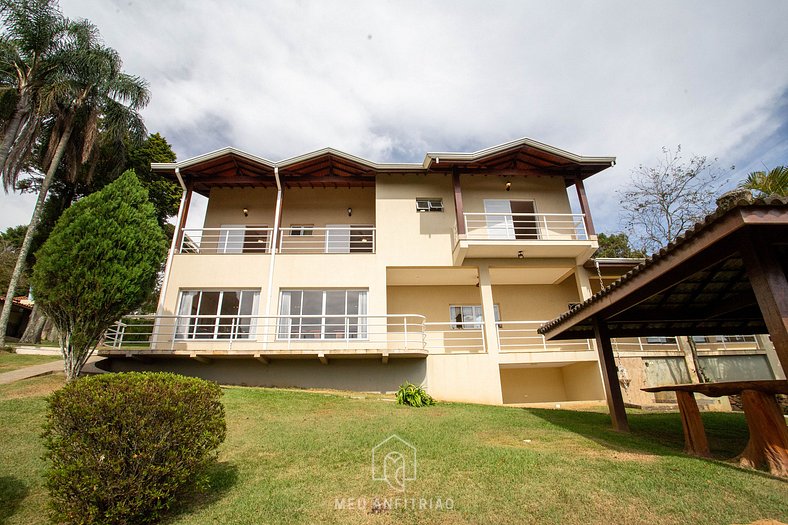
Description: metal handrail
179,227,273,254
496,320,592,352
278,226,376,254
463,212,588,241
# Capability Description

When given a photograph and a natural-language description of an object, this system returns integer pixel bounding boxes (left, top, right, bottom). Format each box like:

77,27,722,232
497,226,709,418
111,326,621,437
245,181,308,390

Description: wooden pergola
539,197,788,432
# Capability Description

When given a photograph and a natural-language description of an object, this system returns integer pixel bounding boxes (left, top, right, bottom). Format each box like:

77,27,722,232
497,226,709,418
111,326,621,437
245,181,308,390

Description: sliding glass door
176,290,260,339
277,289,368,340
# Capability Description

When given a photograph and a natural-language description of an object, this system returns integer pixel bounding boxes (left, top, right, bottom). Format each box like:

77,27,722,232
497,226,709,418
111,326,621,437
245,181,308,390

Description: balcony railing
611,335,759,353
101,313,424,353
424,322,486,353
176,226,376,255
463,213,588,241
279,226,375,254
179,227,273,254
497,321,593,352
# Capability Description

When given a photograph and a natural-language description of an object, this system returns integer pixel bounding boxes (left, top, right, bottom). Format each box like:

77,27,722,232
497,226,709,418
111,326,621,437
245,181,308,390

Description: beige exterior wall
460,174,572,215
500,362,604,405
387,285,482,323
203,187,278,229
491,279,578,322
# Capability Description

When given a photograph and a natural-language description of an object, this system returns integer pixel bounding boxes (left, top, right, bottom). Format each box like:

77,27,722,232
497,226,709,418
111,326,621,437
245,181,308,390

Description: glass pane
195,292,220,338
278,291,298,339
325,291,346,338
176,291,198,338
217,291,241,338
301,291,323,338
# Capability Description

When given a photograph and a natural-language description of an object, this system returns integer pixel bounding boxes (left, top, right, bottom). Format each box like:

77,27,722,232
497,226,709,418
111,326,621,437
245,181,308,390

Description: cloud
1,0,787,234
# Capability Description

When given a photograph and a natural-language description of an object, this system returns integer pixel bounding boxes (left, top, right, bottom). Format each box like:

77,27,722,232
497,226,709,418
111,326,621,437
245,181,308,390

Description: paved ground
11,345,61,356
0,355,104,385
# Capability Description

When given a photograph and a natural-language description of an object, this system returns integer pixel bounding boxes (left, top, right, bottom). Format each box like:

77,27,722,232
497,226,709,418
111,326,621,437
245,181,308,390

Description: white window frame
277,289,368,340
416,198,444,212
175,289,260,340
449,304,501,329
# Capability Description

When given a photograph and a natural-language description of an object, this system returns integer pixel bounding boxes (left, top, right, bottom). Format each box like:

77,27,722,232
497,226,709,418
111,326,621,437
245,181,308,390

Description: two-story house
98,137,779,406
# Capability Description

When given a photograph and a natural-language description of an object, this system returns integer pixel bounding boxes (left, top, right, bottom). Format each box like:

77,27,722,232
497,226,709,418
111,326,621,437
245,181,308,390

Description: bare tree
620,146,731,254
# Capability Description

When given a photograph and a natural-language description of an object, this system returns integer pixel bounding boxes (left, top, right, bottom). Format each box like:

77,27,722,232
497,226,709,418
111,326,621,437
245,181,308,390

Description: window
645,336,677,344
290,225,313,236
449,305,500,329
416,198,444,212
176,290,260,339
278,290,368,339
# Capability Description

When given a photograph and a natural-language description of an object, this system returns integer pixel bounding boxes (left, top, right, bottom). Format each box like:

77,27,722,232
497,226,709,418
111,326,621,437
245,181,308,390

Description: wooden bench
643,380,788,477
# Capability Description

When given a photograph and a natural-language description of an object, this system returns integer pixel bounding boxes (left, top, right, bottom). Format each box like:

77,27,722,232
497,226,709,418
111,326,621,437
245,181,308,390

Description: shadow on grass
524,408,771,474
165,461,239,522
0,476,29,525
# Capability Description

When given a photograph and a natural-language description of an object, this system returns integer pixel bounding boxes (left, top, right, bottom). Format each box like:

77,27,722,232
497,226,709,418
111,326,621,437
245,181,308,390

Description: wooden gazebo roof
539,196,788,341
151,138,616,195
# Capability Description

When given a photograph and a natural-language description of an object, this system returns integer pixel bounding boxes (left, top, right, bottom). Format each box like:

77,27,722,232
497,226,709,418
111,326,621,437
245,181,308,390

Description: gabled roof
152,137,615,195
539,196,788,340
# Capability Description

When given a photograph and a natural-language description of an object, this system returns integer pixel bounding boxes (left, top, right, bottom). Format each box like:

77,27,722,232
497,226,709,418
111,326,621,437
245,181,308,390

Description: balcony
177,226,375,255
454,213,596,262
496,321,597,365
98,313,426,361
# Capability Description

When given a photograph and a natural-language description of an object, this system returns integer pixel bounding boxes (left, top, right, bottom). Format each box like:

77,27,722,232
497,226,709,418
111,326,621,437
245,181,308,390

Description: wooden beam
739,232,788,375
318,353,328,365
592,317,630,432
174,186,192,252
452,168,466,235
190,353,212,364
574,177,596,236
382,353,389,364
253,353,269,365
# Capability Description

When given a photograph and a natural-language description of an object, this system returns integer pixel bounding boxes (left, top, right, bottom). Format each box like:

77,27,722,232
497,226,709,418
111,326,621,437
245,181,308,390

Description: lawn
1,376,786,525
0,352,60,373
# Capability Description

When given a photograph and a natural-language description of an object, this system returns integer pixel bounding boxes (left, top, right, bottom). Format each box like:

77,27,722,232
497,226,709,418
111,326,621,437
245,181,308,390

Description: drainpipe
263,166,283,348
156,167,187,315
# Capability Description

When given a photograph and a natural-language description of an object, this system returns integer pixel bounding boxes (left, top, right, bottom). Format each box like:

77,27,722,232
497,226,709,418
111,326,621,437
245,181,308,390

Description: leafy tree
0,224,28,296
31,171,166,380
619,145,732,254
0,1,150,346
595,232,645,258
740,166,788,197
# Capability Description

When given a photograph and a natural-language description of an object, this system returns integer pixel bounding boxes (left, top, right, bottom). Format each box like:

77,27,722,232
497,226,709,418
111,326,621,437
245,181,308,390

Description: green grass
1,376,786,525
0,352,60,373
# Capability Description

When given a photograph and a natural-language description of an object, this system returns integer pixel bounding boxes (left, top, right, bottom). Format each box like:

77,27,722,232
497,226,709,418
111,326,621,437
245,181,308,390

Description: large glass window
176,290,259,339
449,305,500,329
278,289,368,339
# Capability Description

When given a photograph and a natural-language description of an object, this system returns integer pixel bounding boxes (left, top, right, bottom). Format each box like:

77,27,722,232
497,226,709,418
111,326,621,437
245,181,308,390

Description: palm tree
740,166,788,197
0,9,149,347
0,0,68,190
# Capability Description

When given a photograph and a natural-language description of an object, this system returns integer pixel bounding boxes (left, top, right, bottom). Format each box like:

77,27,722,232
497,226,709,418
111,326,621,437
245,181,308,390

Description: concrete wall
499,362,604,405
491,279,579,322
460,175,572,215
106,356,426,393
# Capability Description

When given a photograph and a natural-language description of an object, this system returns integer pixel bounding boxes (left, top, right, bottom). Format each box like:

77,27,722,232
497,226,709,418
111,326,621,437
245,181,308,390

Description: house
97,138,781,406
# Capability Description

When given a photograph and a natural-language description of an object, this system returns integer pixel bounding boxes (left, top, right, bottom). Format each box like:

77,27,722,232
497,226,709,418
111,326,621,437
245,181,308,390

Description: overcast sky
2,0,787,233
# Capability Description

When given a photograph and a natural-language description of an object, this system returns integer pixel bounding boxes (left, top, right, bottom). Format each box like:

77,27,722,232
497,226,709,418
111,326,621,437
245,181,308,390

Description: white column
478,263,499,355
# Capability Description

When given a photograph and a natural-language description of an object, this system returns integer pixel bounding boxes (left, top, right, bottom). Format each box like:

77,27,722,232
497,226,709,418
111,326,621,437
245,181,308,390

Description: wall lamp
517,250,524,259
347,207,352,217
505,181,512,191
243,207,249,217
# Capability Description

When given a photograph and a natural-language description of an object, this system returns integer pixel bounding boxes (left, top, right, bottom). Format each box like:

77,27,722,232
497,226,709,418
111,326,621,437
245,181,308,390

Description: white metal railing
497,321,593,352
463,213,588,241
278,226,375,254
101,314,424,353
424,322,486,353
611,335,760,353
179,227,273,254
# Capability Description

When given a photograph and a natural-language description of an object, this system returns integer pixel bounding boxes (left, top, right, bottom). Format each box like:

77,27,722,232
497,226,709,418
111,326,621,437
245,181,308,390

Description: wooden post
736,389,788,477
591,316,629,432
174,185,192,252
675,391,710,456
452,168,466,235
574,177,596,237
739,232,788,376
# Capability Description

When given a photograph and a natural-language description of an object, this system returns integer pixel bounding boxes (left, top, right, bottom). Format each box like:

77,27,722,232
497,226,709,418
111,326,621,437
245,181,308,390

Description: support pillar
452,168,466,236
591,316,629,432
574,178,596,237
156,184,191,315
478,263,499,355
739,232,788,377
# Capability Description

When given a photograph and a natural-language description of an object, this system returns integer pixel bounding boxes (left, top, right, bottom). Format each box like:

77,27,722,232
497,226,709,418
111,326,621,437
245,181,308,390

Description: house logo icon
371,435,417,492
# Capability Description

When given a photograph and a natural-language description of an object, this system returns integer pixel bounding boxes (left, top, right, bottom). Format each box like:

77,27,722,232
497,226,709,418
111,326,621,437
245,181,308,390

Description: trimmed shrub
396,381,436,407
43,372,226,525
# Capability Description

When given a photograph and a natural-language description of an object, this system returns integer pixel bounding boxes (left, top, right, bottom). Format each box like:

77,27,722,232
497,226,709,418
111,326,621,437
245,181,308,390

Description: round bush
43,372,226,525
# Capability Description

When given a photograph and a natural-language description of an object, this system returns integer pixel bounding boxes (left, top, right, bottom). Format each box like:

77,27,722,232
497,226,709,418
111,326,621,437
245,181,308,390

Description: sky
2,0,788,233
